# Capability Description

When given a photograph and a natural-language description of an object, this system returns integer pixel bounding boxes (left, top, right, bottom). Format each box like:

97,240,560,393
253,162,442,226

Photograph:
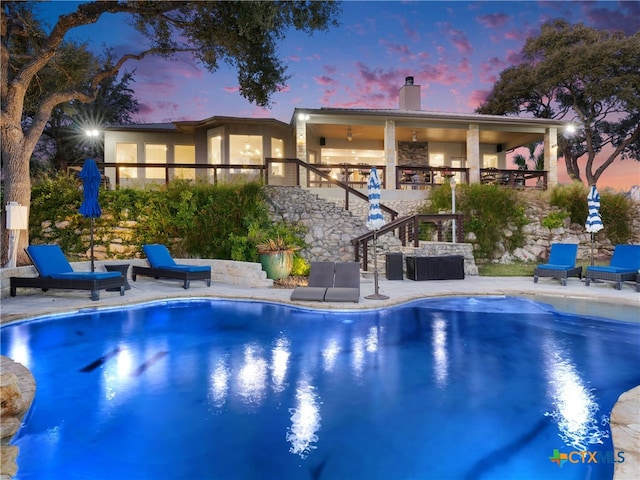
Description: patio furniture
132,244,211,289
325,261,361,303
105,263,131,290
406,255,465,281
290,261,335,301
10,245,125,301
533,243,582,286
585,244,640,290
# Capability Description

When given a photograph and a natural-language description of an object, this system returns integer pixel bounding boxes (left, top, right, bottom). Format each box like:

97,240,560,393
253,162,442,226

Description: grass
478,260,604,276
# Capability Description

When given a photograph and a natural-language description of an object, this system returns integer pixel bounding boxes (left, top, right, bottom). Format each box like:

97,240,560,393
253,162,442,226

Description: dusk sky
37,1,640,191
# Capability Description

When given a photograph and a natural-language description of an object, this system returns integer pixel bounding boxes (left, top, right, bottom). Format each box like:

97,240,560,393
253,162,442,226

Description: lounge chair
290,261,335,301
10,245,125,301
132,244,211,289
325,261,361,303
533,243,582,286
585,244,640,290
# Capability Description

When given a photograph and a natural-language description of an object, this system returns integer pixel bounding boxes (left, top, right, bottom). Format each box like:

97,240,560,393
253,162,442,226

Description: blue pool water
2,297,639,479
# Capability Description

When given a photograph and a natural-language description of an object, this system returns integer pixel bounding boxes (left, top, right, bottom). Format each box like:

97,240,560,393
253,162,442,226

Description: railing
351,213,465,271
480,168,547,189
396,166,469,189
265,158,398,219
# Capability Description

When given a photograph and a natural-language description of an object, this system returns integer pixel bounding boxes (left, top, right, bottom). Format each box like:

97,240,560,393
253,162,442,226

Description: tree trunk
2,142,32,267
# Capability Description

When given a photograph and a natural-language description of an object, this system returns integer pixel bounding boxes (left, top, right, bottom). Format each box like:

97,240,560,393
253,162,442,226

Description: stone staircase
264,186,478,275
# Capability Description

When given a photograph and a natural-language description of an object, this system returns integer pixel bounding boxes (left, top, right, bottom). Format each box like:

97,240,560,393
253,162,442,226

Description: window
175,145,195,180
145,144,167,180
483,154,498,168
271,138,284,176
116,142,137,179
230,135,262,165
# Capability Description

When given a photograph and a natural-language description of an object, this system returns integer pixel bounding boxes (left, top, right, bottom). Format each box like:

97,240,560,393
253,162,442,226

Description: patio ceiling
305,123,545,151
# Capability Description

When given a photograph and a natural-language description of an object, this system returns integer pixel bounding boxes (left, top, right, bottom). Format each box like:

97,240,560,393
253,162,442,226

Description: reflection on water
209,358,229,408
431,315,448,388
322,338,340,372
286,377,321,458
543,336,609,451
271,336,290,393
237,344,268,405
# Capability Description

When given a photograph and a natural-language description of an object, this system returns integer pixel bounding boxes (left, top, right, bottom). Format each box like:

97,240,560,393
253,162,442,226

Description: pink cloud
313,75,337,87
467,89,490,110
476,12,511,28
289,55,301,62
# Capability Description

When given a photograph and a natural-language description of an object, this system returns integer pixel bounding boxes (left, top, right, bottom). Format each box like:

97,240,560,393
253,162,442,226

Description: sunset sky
37,1,639,191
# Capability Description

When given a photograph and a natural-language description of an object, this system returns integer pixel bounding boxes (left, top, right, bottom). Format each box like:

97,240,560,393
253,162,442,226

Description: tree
477,20,640,185
42,70,140,172
513,142,544,171
1,1,340,265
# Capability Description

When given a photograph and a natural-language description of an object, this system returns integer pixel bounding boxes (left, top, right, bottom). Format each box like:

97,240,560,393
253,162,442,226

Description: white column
295,114,308,186
544,127,558,187
466,124,480,184
384,120,397,189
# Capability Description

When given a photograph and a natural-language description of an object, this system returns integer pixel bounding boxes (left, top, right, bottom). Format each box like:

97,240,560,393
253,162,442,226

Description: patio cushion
26,245,74,277
49,272,122,280
142,244,178,268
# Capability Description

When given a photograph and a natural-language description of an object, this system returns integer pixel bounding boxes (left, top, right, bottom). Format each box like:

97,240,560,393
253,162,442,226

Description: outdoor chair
132,244,211,289
324,261,361,303
533,243,582,286
10,244,125,301
585,244,640,290
290,261,335,301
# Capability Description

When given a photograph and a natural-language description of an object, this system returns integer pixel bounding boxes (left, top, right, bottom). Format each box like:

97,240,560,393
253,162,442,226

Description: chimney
399,76,421,111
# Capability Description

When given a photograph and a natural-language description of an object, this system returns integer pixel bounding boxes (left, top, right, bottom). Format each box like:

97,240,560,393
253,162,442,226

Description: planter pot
259,251,293,280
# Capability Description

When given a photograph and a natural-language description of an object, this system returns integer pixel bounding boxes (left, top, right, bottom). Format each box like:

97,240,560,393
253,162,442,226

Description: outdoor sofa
291,261,360,303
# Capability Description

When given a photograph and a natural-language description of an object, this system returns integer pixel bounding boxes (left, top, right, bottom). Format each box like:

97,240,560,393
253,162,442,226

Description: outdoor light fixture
412,131,418,142
347,128,353,142
85,129,100,137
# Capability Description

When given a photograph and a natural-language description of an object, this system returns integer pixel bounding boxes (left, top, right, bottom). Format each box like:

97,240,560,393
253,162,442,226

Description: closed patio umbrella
79,159,102,272
585,184,603,266
365,167,389,300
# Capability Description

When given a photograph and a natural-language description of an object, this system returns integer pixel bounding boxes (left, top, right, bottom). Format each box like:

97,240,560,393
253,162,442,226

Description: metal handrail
351,213,465,271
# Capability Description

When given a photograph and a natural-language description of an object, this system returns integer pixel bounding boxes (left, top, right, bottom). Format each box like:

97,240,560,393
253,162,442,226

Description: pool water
2,297,639,479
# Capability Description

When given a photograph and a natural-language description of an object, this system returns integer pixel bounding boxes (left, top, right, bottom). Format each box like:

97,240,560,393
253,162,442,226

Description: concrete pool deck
1,274,638,478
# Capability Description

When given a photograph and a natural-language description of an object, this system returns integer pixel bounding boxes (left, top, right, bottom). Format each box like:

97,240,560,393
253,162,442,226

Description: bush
550,183,635,243
541,210,568,229
424,183,527,259
29,176,305,261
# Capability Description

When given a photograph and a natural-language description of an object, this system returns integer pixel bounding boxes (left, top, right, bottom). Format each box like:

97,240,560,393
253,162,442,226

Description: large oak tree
477,20,640,186
1,1,340,265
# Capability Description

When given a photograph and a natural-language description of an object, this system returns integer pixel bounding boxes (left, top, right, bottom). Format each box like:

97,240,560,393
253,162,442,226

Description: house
102,77,567,190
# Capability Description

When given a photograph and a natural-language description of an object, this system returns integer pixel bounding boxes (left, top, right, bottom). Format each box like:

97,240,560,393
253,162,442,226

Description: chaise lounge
585,244,640,290
290,261,335,301
10,244,125,301
290,261,361,303
533,243,582,286
132,244,211,289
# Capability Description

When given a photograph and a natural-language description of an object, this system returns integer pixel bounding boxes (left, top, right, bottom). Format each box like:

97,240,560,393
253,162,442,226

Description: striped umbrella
585,184,603,266
366,167,385,230
365,167,388,299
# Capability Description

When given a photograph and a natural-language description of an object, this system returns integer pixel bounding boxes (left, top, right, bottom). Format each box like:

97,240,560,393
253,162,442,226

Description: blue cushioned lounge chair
132,244,211,289
585,244,640,290
533,243,582,286
10,245,124,301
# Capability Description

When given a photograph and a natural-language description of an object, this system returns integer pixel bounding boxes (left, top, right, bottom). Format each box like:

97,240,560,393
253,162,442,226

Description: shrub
550,183,635,243
541,210,568,229
423,183,527,259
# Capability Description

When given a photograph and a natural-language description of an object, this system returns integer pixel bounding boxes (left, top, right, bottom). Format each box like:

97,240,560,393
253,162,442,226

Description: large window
145,144,167,180
483,154,498,168
116,142,137,179
230,135,262,165
175,145,195,180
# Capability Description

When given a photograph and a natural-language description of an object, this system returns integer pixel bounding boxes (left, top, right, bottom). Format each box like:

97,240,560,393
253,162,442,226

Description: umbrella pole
90,217,95,272
590,232,594,267
365,230,389,300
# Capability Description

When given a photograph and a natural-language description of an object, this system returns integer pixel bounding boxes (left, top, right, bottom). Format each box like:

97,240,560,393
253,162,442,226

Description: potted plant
230,220,306,280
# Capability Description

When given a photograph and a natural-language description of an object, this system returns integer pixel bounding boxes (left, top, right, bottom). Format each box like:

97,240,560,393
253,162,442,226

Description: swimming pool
2,297,639,479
